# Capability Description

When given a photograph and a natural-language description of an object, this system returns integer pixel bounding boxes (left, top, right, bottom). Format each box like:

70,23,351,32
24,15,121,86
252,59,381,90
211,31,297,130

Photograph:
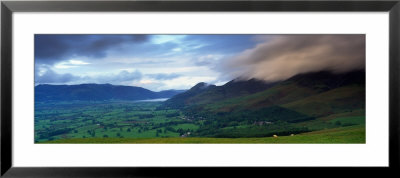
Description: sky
35,34,365,91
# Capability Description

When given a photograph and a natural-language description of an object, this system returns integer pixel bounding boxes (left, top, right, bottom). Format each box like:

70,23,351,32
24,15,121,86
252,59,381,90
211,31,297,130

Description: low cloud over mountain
220,35,365,82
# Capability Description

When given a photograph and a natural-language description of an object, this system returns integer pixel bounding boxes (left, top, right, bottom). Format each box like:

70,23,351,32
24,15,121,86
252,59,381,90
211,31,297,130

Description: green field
44,125,365,144
35,100,365,144
35,101,192,142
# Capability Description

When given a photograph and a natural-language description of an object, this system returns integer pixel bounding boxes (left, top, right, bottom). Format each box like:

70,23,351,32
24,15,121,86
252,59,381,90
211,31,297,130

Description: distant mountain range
35,83,186,102
36,69,365,118
35,70,365,138
163,69,365,118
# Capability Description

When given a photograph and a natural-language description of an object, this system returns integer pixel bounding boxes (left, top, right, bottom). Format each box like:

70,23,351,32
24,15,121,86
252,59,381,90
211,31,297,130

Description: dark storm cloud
35,34,149,64
220,34,365,82
146,73,181,80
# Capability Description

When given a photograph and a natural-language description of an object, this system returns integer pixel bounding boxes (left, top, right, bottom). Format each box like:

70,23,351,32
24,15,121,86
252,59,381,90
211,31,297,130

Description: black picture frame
1,0,399,177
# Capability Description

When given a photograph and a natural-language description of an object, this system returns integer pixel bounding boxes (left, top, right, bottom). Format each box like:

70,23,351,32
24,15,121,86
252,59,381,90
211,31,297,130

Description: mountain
165,69,365,116
162,82,217,108
155,89,187,98
205,70,365,111
164,69,365,138
163,79,275,108
35,83,185,102
284,70,365,91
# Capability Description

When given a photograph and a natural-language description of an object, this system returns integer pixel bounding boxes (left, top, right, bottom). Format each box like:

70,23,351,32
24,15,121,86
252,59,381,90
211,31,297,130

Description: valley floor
43,125,365,144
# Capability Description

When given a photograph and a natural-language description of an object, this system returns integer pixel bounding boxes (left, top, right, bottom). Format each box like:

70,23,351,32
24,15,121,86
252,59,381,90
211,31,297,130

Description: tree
127,128,131,132
117,133,121,137
103,134,108,138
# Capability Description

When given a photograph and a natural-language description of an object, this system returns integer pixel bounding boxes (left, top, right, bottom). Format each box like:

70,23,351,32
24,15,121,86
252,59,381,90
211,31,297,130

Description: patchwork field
44,125,365,143
35,101,191,142
35,100,365,143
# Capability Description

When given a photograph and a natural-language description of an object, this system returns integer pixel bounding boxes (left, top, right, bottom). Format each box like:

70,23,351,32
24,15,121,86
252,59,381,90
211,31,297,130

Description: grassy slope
293,110,365,131
281,85,365,117
205,82,318,112
43,125,365,144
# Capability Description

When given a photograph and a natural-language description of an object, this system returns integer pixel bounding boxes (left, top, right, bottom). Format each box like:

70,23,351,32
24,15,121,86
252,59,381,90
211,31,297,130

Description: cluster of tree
123,107,135,112
182,106,315,125
165,112,180,118
37,128,73,139
180,106,316,138
135,114,155,119
87,129,96,137
176,128,193,136
150,120,190,130
165,126,176,133
155,129,164,137
193,121,310,138
116,132,123,138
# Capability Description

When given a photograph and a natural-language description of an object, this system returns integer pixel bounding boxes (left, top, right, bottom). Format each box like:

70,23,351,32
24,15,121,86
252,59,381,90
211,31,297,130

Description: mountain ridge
162,78,276,108
164,69,365,112
35,83,186,102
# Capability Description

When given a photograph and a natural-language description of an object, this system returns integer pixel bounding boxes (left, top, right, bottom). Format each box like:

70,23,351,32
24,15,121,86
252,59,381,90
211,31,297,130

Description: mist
220,34,365,82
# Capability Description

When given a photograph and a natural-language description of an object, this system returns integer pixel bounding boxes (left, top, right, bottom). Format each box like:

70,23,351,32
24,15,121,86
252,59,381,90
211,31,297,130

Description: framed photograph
1,0,399,177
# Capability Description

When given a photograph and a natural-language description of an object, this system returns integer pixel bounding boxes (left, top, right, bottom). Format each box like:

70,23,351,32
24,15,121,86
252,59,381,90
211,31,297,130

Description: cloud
193,54,225,66
181,35,256,54
35,34,149,64
54,59,90,69
96,70,143,83
162,76,218,90
146,73,181,80
151,35,186,44
35,66,79,84
220,34,365,82
35,66,143,85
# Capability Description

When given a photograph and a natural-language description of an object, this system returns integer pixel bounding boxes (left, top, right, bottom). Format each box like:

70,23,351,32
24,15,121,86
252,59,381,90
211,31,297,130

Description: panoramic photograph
34,34,365,143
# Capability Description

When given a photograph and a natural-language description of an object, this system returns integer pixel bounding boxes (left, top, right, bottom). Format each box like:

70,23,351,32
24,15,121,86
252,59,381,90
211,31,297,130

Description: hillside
282,85,365,117
202,70,365,113
162,82,217,108
166,70,364,113
44,125,365,144
163,78,275,109
35,83,185,102
163,70,365,138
